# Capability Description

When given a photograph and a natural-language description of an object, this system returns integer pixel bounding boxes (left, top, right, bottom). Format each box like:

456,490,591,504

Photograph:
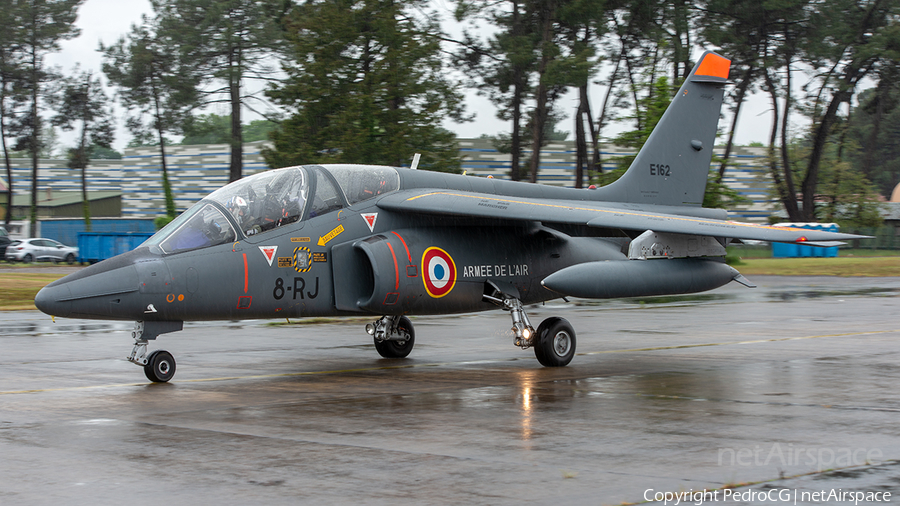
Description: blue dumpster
41,218,155,247
771,223,840,258
77,232,154,264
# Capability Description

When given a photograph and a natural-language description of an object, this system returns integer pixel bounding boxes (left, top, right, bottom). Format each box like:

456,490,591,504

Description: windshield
157,204,236,254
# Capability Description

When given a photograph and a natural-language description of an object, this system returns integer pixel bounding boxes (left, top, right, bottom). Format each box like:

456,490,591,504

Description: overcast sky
47,0,772,153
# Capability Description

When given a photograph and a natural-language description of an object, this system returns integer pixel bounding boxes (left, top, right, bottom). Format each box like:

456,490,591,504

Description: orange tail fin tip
695,53,731,79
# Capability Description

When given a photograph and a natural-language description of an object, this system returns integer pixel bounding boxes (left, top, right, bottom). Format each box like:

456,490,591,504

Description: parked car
0,227,10,259
5,238,79,264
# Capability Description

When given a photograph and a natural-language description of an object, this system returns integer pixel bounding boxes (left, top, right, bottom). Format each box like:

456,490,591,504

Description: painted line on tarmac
578,329,900,356
1,329,897,395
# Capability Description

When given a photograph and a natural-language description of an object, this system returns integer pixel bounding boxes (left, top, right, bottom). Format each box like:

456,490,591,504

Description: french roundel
422,247,457,298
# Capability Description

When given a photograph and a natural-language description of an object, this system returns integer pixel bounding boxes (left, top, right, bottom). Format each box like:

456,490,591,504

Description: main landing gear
484,284,576,367
364,301,575,366
126,321,183,382
367,315,416,358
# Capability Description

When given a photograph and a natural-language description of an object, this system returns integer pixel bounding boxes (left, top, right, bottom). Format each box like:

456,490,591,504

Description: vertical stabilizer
601,51,730,207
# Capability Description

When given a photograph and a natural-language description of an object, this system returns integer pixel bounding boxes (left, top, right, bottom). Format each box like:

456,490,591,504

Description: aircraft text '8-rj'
35,52,868,382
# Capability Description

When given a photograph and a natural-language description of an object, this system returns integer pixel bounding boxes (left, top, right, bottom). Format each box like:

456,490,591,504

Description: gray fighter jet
35,51,867,382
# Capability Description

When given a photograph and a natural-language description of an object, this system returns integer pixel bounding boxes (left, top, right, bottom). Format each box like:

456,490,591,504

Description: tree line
3,0,899,236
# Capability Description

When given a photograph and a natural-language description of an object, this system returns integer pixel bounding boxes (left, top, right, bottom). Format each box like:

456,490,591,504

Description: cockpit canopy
145,165,400,255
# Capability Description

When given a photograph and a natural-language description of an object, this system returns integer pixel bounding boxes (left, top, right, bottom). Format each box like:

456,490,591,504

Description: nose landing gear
126,321,183,383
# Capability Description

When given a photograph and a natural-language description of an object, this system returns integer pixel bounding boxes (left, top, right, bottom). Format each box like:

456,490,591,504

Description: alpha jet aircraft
35,51,866,382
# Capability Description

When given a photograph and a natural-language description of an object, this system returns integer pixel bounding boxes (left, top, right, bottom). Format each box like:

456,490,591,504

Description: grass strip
733,256,900,277
0,273,65,310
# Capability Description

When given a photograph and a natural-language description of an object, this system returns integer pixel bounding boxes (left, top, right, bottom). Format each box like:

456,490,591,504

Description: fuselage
37,164,688,322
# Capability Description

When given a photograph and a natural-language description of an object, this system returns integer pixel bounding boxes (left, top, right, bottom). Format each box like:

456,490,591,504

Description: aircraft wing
377,190,869,244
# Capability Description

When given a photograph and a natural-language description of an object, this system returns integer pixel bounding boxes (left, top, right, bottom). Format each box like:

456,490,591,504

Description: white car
5,238,79,264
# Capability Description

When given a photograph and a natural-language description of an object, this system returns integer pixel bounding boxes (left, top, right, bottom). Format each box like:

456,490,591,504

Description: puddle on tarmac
772,286,900,302
0,321,132,337
0,318,263,337
569,285,899,309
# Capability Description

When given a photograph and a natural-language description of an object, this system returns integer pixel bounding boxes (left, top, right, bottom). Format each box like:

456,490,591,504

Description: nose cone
34,247,151,320
34,286,49,313
35,283,72,317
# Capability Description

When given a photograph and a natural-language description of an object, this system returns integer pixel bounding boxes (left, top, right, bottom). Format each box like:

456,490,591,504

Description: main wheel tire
534,317,576,367
23,253,33,263
144,350,176,383
65,253,75,265
374,316,415,359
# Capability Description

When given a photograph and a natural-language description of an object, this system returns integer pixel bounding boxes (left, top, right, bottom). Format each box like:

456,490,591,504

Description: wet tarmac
1,276,899,505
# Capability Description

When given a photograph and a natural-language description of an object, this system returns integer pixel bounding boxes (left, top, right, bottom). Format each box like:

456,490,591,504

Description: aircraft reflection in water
35,52,867,383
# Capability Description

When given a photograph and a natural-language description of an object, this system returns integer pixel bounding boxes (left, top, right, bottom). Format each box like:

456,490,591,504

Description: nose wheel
144,350,176,382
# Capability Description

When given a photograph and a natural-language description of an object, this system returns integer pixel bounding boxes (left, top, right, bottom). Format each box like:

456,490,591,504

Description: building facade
2,139,774,223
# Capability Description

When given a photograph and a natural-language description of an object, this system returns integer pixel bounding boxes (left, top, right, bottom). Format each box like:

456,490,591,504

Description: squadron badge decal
422,247,456,298
294,246,312,273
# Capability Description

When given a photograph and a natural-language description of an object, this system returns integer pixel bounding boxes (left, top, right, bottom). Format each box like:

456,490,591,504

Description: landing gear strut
484,284,576,367
504,297,536,349
367,315,415,358
126,321,183,382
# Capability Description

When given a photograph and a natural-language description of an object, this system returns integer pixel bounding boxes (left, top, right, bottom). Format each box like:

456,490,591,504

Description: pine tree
101,18,197,218
10,0,83,237
264,0,467,172
153,0,288,182
52,69,115,231
0,1,28,227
